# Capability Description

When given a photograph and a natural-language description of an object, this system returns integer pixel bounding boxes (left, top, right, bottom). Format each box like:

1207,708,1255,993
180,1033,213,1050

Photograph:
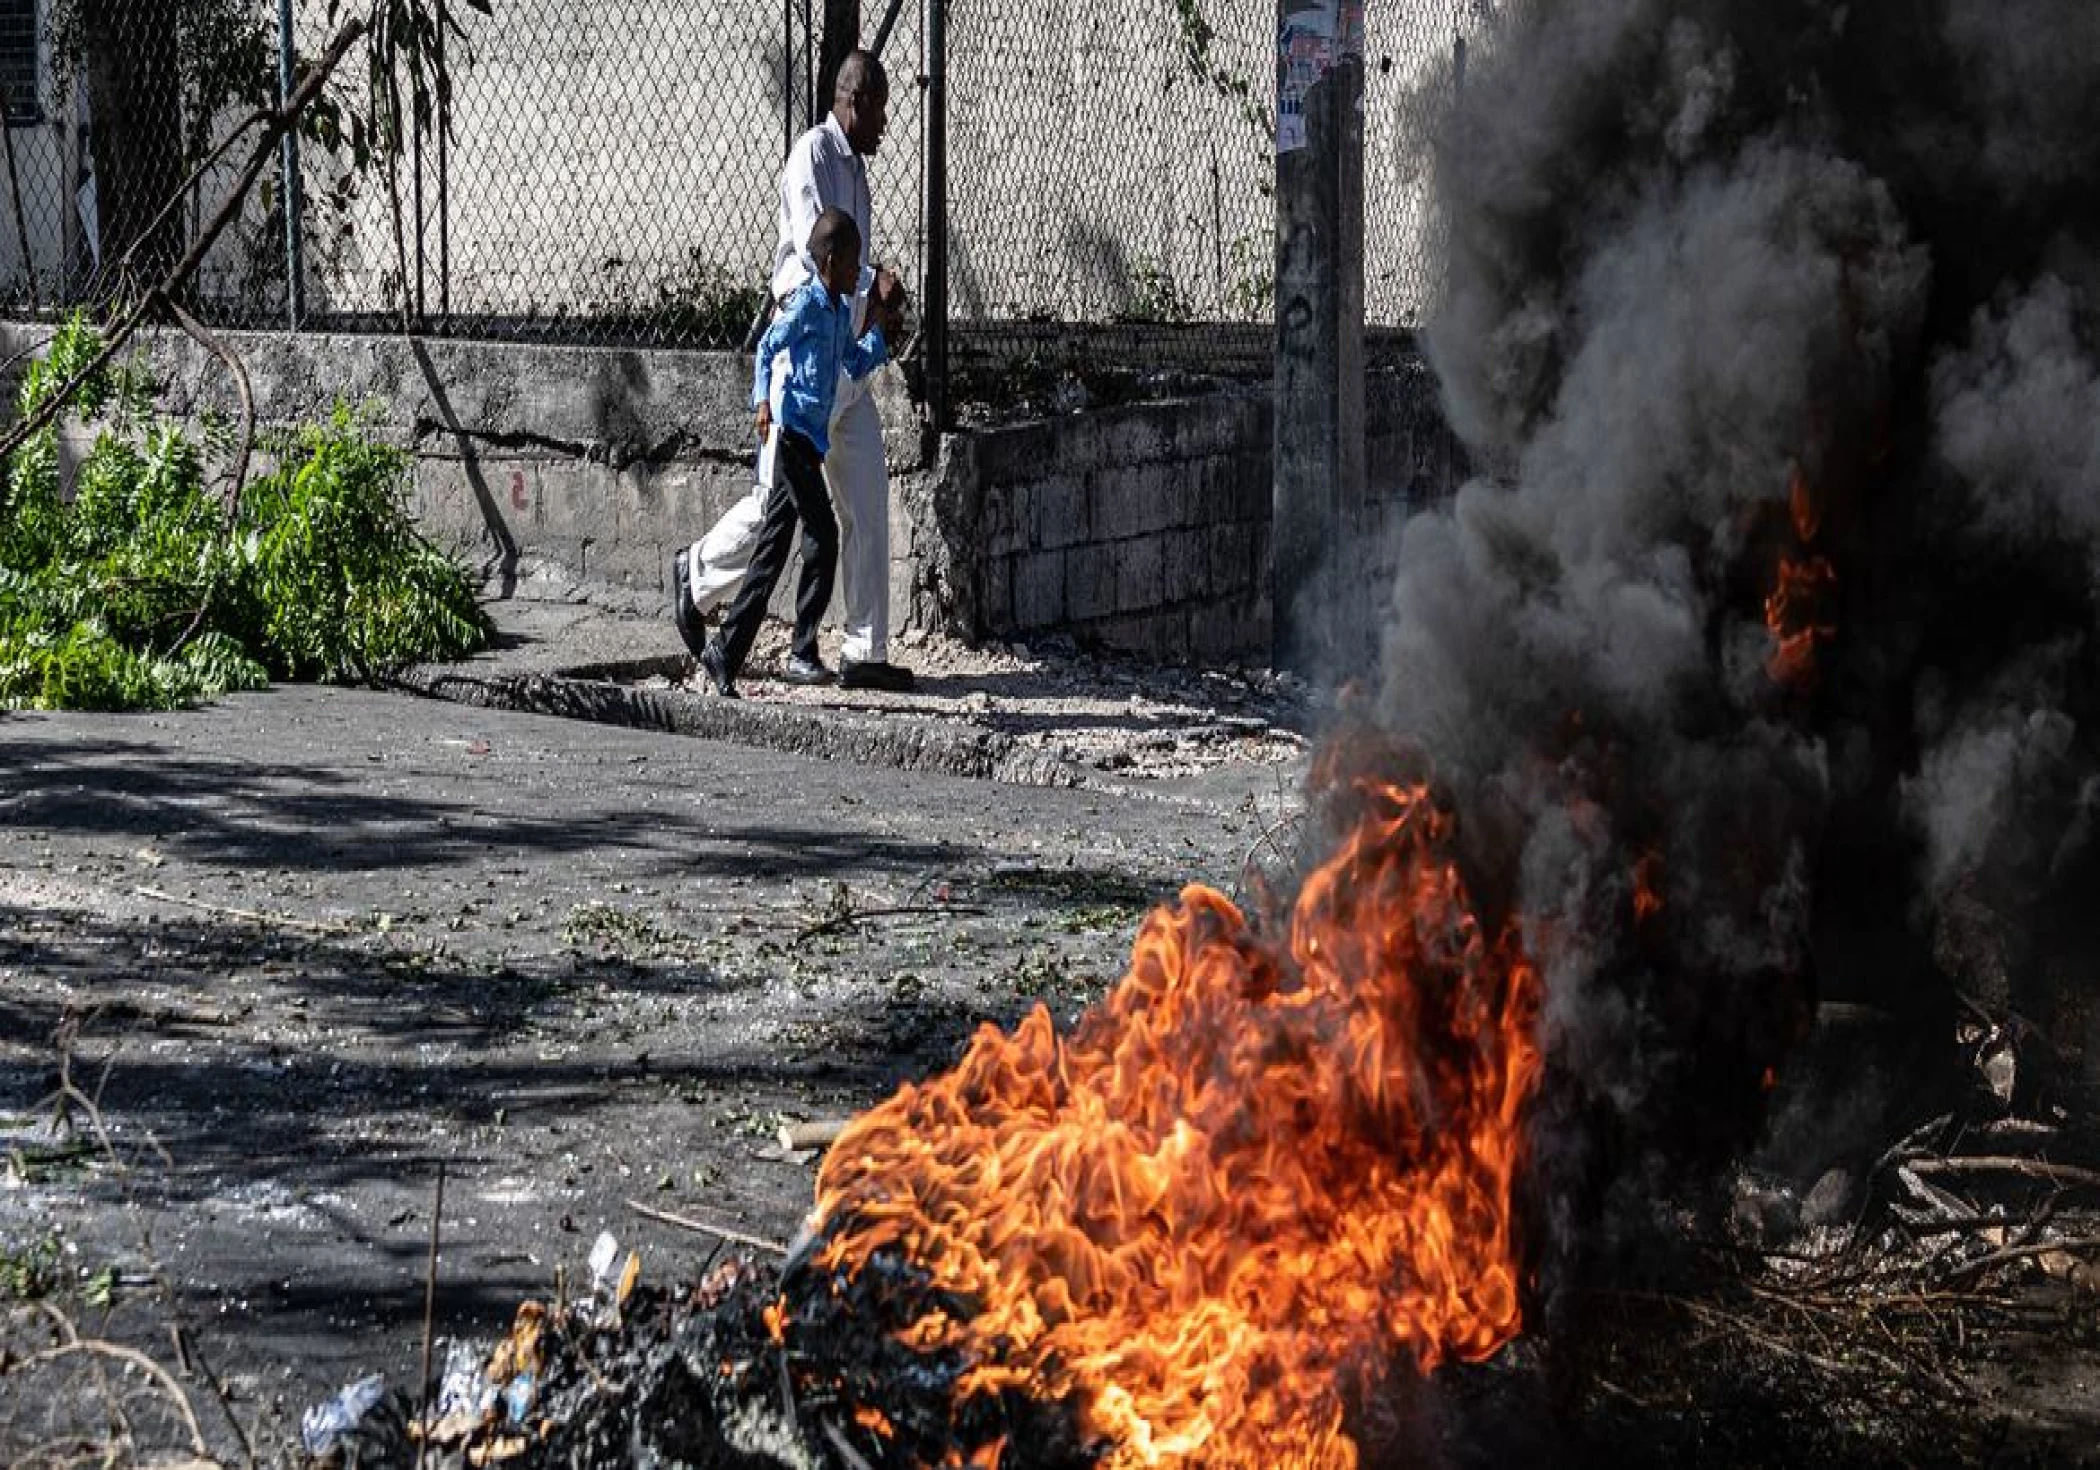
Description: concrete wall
1,324,1464,663
912,362,1463,662
0,323,926,623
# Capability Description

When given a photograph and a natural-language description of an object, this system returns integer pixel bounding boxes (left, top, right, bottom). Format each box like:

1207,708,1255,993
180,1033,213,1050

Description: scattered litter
300,1372,386,1456
586,1230,618,1294
431,1338,499,1436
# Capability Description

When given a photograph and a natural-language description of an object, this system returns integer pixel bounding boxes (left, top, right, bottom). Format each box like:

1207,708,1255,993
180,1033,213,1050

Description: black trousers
714,428,838,678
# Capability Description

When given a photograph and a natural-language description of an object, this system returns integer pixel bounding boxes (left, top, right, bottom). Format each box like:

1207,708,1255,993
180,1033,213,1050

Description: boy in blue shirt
699,208,890,697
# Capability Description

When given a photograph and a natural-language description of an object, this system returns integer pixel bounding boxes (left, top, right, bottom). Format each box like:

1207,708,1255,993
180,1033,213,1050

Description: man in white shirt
673,50,914,692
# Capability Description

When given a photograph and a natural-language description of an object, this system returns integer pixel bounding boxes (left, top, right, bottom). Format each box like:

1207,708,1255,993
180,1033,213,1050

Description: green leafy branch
0,318,489,711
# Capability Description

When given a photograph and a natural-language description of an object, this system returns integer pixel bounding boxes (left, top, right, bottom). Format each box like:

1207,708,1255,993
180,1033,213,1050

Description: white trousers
688,375,889,664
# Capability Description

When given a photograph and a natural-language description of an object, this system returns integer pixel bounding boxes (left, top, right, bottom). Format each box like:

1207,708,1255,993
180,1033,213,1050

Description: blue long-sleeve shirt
752,281,888,456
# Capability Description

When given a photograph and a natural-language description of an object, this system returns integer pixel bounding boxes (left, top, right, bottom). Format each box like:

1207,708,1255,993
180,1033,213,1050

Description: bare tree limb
103,105,274,304
15,1338,214,1461
163,298,255,512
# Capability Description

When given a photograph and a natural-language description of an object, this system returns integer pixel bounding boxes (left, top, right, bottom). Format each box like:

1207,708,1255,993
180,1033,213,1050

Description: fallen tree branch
15,1336,214,1462
415,1162,447,1470
132,884,365,936
163,298,256,513
1941,1235,2100,1286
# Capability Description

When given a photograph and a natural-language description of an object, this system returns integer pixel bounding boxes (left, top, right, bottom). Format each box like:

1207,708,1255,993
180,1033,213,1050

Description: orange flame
1786,462,1822,543
1765,467,1838,686
1632,852,1664,924
854,1405,897,1440
808,780,1543,1469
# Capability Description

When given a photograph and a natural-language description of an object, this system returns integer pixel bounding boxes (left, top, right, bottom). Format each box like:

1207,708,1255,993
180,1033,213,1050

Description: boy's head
806,208,863,299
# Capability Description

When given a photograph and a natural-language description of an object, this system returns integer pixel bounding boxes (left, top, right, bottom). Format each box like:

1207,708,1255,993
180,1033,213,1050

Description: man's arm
841,322,890,383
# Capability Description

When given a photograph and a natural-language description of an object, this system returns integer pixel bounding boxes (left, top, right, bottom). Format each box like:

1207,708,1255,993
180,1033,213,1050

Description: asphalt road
0,684,1298,1461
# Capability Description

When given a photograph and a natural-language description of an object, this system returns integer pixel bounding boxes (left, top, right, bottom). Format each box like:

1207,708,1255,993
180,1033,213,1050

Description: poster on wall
1275,0,1349,156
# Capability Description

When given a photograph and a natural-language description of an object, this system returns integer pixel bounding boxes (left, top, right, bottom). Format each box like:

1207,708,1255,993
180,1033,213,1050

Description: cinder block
1089,466,1148,542
974,421,1056,482
531,459,616,539
1065,541,1118,620
585,538,663,593
1208,521,1258,592
1182,456,1232,525
1113,535,1166,614
980,482,1021,555
1099,411,1171,467
1188,592,1272,662
1231,454,1274,522
1162,527,1212,603
649,465,746,541
1173,397,1261,459
980,551,1014,633
1083,609,1189,661
1029,475,1090,551
1011,550,1066,629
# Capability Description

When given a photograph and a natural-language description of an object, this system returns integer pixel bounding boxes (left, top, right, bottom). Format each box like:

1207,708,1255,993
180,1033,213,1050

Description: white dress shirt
768,113,876,307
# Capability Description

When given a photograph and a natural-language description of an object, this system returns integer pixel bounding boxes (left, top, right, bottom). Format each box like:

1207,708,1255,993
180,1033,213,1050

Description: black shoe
670,548,707,658
698,639,738,698
839,658,915,692
779,653,832,686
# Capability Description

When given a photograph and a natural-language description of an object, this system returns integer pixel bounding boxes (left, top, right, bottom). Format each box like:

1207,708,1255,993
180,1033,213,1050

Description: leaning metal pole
275,0,304,326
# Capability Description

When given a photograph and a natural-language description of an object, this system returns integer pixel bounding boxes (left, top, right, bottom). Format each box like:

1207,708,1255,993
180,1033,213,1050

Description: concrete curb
393,658,1095,789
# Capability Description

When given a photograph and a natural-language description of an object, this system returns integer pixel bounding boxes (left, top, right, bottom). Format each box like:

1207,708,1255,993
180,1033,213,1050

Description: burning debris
109,5,2100,1467
792,758,1540,1468
370,6,2100,1465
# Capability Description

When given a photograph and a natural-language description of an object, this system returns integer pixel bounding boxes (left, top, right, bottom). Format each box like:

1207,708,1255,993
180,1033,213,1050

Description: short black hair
834,50,886,102
806,207,862,271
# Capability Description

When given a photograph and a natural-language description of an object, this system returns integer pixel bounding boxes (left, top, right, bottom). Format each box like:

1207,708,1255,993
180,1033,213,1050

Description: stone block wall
923,364,1463,663
957,392,1277,660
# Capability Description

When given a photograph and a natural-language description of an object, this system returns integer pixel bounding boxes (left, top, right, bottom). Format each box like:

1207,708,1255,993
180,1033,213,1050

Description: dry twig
1908,1156,2100,1193
415,1162,447,1470
793,902,987,945
132,885,364,936
624,1198,789,1256
1940,1234,2100,1286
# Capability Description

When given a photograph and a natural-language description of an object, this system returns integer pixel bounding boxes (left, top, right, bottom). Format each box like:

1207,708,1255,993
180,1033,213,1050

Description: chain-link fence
942,0,1501,373
0,0,916,348
0,1,1500,379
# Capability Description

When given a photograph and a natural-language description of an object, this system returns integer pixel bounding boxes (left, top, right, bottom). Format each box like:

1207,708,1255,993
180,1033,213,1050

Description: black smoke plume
1390,0,2100,1259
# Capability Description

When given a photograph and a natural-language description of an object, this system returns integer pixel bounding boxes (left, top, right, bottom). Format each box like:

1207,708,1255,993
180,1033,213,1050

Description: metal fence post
275,0,304,327
820,0,859,107
436,0,450,320
922,0,948,431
